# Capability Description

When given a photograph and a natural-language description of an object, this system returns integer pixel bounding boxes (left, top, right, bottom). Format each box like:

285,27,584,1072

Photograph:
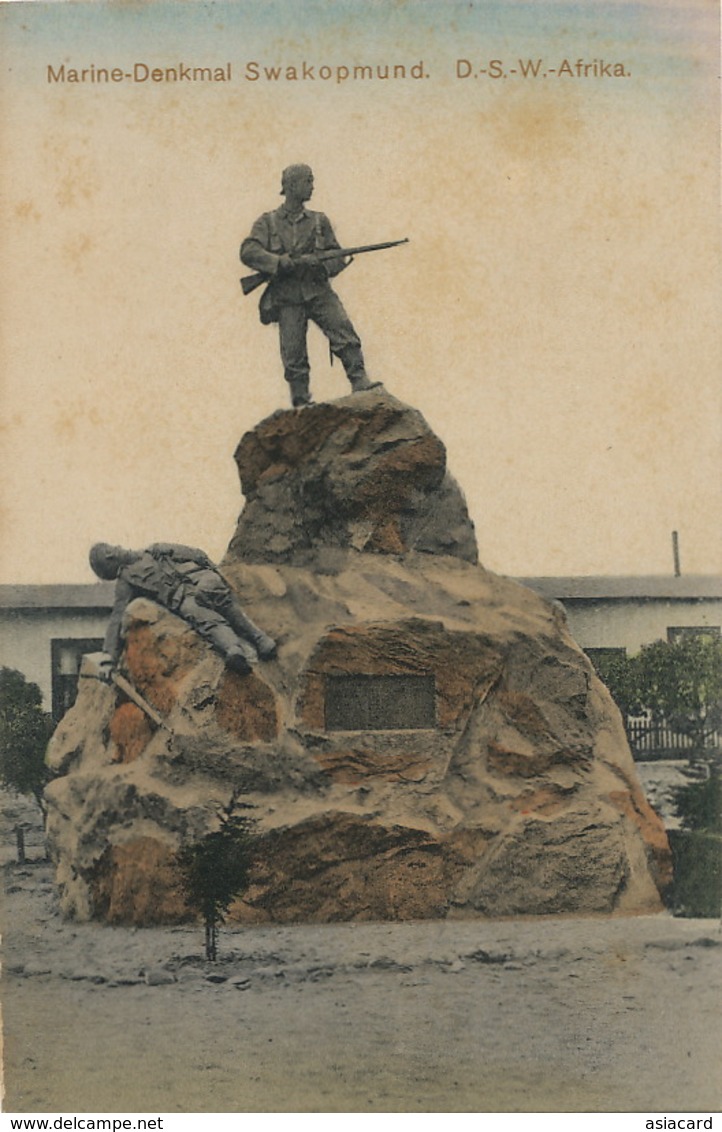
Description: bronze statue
241,164,402,408
89,542,277,676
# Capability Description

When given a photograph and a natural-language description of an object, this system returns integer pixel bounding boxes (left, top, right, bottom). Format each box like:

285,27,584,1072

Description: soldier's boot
337,345,381,394
204,624,258,676
289,377,314,409
224,605,278,661
247,631,277,661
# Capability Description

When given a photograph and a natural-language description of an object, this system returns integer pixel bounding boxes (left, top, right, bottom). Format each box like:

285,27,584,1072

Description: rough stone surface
44,391,671,925
227,391,478,565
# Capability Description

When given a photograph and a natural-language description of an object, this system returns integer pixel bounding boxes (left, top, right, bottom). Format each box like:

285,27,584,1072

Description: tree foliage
593,637,722,916
590,650,640,718
0,667,54,811
174,791,256,962
592,634,722,760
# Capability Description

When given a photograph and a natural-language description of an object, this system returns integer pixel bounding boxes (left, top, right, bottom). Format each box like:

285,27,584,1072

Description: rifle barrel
240,237,409,295
320,238,409,258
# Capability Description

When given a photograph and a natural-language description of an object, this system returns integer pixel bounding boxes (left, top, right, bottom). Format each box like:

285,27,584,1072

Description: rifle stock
241,272,269,295
240,237,409,296
80,652,172,733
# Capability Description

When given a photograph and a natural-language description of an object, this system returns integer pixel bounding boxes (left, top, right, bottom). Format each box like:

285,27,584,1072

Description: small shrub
673,773,721,834
668,829,721,918
175,791,255,961
668,773,722,917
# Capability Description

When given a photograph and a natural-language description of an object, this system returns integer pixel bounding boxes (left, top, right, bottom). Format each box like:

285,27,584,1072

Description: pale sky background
0,0,719,585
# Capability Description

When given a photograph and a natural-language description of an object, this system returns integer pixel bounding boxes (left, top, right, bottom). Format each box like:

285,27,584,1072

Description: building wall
0,610,108,710
1,584,720,717
562,598,722,655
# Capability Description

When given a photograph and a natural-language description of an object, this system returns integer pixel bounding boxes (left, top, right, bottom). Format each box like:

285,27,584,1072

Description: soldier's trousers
278,290,366,393
175,571,273,664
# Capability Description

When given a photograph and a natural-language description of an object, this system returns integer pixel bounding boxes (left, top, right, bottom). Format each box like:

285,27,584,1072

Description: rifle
80,652,173,734
240,237,409,296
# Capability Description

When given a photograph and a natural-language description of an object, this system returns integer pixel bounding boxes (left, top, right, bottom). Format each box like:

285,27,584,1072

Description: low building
1,576,720,745
520,575,722,760
0,583,114,721
518,575,722,655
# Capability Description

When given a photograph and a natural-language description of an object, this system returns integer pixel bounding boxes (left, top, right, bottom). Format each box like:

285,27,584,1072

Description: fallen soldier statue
89,541,277,676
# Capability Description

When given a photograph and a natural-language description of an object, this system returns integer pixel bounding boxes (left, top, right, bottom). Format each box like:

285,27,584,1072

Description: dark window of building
667,626,720,644
51,638,104,722
325,674,436,731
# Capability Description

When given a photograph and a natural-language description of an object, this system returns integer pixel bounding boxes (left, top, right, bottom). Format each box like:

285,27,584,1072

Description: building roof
0,583,115,610
0,575,720,611
517,575,722,601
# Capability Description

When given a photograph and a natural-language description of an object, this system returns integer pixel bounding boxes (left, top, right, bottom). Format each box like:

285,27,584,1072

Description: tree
592,635,722,764
174,791,256,962
0,667,54,813
593,637,722,915
589,650,641,718
635,635,722,759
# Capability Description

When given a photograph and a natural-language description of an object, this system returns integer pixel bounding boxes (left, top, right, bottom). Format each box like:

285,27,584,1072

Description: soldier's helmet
89,542,125,580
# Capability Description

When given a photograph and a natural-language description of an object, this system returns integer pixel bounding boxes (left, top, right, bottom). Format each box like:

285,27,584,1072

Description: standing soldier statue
240,164,407,408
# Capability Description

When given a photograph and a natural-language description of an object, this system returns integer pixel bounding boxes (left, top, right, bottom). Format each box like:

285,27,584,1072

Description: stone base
45,553,671,925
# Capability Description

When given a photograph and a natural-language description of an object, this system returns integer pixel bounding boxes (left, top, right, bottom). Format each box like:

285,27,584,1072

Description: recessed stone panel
325,674,436,731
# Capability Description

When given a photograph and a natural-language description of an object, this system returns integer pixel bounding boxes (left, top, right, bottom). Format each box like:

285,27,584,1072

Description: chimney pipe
672,530,681,577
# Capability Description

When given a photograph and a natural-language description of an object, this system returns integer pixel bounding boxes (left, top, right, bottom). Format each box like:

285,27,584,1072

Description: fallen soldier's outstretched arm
103,576,135,661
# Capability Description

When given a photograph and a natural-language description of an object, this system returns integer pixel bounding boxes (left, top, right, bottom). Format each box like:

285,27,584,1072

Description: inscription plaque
325,674,436,731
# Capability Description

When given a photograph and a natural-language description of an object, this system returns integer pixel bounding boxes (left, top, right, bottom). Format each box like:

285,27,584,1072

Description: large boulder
45,390,671,924
227,393,478,564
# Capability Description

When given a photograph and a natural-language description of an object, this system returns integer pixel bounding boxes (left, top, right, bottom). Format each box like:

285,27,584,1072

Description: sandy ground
2,787,721,1115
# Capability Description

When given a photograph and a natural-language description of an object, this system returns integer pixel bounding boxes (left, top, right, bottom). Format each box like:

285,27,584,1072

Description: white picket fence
626,715,721,759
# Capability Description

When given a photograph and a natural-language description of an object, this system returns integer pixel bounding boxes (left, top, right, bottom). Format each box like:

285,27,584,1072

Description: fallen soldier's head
89,542,132,580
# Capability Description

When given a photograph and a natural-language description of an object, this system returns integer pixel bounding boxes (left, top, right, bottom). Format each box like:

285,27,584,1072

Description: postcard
1,0,719,1117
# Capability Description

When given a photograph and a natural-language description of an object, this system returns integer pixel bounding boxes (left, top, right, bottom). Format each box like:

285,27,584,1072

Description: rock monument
45,389,671,925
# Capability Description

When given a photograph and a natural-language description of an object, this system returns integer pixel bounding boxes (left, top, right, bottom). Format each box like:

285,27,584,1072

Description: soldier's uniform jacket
104,543,224,659
240,205,349,314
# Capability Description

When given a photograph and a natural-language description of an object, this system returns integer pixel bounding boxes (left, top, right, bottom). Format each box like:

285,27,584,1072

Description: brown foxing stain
618,372,673,431
53,399,104,442
387,88,586,317
14,200,41,222
0,412,24,435
493,95,584,166
56,173,96,209
48,145,100,209
650,279,679,306
62,232,95,272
